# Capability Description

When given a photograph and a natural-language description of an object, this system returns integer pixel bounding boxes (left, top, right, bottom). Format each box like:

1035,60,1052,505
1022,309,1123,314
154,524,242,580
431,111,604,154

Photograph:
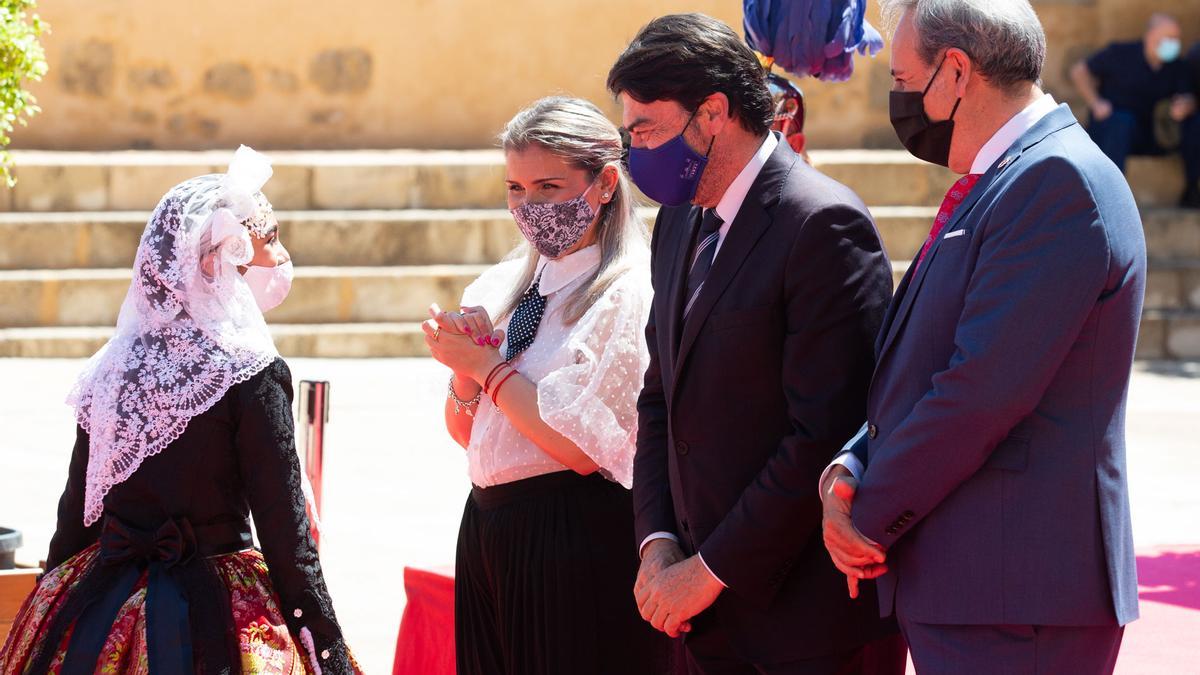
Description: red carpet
395,547,1200,675
1116,546,1200,674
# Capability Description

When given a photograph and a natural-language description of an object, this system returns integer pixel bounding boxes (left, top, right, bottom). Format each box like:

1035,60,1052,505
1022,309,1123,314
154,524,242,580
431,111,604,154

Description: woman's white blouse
459,244,652,489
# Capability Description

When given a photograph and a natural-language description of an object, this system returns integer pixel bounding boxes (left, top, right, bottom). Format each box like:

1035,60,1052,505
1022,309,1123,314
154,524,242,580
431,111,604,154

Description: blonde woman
423,97,668,675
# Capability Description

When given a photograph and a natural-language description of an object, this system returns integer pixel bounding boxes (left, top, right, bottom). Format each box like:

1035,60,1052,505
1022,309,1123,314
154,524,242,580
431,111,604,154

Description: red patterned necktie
914,173,982,274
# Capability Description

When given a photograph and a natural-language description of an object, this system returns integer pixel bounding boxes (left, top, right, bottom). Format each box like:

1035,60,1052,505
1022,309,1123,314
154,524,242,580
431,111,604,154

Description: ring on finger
433,327,441,341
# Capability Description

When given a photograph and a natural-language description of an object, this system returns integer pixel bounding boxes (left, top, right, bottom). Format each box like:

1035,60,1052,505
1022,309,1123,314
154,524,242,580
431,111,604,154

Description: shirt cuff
697,552,728,588
819,452,865,496
639,531,679,559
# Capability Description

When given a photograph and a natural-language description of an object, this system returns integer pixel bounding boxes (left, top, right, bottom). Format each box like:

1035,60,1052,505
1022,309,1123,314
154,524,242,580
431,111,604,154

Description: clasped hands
633,467,889,638
820,465,888,598
1091,95,1195,123
422,303,506,383
633,539,723,638
1092,95,1196,123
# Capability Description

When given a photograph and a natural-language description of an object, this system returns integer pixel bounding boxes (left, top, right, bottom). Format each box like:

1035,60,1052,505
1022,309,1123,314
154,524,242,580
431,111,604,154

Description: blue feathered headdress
744,0,884,82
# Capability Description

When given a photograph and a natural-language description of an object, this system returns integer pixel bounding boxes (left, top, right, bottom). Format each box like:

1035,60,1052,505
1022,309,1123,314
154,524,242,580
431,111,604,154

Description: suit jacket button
676,441,690,455
867,424,878,440
885,526,898,535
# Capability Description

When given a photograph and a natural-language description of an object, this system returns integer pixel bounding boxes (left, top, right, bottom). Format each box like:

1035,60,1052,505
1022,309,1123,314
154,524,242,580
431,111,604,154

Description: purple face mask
627,109,714,206
511,181,598,259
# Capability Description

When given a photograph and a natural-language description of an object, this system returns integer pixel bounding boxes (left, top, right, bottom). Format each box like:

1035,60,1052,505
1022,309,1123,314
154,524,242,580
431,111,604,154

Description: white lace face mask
243,261,294,313
510,180,599,259
68,146,281,526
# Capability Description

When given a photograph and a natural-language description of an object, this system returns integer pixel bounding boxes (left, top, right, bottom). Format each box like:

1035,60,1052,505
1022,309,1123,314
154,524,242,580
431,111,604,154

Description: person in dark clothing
0,147,359,674
1071,12,1200,207
609,13,904,675
1189,42,1200,96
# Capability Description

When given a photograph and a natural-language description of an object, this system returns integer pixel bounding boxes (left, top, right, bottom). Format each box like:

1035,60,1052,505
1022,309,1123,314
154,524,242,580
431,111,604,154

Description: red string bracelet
484,362,511,394
490,369,519,407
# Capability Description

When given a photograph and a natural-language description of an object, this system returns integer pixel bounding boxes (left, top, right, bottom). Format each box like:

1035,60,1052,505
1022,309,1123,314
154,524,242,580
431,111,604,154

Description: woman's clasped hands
423,303,507,383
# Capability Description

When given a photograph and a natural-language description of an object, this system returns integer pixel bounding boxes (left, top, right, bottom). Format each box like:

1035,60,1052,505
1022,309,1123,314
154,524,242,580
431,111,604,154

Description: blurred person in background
1072,12,1200,207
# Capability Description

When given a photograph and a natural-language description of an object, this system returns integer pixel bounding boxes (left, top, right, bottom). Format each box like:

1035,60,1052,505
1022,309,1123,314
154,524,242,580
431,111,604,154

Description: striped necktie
683,208,724,318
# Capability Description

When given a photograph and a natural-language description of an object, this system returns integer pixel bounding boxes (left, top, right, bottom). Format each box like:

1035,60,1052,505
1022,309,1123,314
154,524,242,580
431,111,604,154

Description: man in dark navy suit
610,12,905,675
822,1,1145,673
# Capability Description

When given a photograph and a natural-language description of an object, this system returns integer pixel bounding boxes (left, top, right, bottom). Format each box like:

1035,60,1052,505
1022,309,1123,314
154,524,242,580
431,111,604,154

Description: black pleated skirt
455,470,670,675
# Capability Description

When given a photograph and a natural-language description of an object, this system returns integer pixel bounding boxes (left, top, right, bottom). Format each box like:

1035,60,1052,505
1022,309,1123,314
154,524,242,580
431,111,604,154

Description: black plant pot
0,526,22,570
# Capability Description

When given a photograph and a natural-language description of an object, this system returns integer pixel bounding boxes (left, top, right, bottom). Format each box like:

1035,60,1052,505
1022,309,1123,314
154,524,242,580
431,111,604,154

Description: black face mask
889,57,962,167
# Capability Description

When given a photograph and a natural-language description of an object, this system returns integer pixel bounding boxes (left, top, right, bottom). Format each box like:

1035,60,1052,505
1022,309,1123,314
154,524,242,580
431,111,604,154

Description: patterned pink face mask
510,181,598,259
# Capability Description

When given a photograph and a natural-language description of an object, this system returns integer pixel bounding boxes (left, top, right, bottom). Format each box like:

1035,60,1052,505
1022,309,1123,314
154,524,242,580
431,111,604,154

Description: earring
602,192,610,200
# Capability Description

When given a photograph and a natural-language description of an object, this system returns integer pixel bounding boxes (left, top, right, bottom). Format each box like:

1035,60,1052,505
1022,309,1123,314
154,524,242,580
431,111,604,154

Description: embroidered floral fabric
0,545,360,674
510,192,596,259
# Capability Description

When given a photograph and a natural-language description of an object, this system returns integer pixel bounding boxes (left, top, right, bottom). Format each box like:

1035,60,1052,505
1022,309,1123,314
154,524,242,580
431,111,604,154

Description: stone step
0,207,929,270
1,150,1187,212
2,206,1197,271
1138,310,1200,360
0,210,523,270
0,323,426,358
1146,259,1200,311
0,265,488,328
1,258,1194,330
3,310,1195,360
0,150,508,212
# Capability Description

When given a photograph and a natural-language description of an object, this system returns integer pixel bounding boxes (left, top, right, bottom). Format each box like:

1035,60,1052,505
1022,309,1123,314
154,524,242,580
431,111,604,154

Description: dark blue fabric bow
61,517,197,675
98,517,197,569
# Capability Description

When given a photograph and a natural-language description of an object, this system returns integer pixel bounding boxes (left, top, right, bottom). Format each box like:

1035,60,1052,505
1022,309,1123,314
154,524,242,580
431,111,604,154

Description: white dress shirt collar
536,244,601,296
970,93,1059,175
713,132,779,226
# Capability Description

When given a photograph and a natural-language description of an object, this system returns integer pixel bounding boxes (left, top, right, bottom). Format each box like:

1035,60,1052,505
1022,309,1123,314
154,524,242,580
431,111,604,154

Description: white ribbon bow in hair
210,145,274,267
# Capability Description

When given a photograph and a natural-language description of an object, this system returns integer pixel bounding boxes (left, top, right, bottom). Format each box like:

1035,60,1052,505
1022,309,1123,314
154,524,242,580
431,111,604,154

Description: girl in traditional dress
0,147,358,675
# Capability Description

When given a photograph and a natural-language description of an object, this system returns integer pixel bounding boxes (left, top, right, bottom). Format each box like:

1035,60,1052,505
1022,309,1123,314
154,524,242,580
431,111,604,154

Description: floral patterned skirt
0,544,324,674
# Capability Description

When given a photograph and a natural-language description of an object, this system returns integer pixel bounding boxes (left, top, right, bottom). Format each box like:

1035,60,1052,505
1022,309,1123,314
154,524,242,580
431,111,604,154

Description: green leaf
0,0,48,185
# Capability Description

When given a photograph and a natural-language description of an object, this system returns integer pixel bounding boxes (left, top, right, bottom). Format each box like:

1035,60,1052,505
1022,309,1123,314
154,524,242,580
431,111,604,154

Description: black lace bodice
46,357,354,673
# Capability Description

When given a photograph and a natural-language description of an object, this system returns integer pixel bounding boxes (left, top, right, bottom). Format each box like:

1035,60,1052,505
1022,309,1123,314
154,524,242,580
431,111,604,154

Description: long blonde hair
498,96,649,325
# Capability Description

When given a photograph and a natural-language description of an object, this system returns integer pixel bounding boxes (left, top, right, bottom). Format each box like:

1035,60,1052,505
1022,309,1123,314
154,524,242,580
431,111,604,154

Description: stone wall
9,0,1200,151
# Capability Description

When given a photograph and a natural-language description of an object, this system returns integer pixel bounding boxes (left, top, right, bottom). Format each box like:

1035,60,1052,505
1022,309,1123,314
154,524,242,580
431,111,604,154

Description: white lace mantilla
68,148,281,526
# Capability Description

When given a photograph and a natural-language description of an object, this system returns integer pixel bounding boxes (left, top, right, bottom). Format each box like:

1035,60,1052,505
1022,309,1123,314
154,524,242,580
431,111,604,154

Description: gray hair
881,0,1046,90
498,96,649,325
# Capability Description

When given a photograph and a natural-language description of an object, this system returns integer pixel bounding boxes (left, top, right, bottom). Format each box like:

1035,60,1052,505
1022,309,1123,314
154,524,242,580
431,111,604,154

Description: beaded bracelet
447,376,482,416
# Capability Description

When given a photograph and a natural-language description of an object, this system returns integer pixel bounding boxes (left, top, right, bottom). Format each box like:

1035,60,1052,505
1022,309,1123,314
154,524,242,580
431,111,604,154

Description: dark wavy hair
606,13,773,136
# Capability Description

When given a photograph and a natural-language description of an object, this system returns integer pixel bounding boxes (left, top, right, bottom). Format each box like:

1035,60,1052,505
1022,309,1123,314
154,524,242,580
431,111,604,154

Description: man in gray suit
821,1,1145,673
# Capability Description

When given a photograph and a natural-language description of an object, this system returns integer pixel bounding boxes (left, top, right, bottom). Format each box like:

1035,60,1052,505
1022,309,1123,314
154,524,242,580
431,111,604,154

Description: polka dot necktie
505,273,547,361
913,174,982,275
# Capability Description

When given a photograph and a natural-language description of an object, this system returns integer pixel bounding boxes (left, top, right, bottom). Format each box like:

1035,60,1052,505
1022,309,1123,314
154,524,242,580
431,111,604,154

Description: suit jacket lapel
873,104,1082,366
672,144,794,389
875,172,991,363
668,206,702,363
875,262,916,358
